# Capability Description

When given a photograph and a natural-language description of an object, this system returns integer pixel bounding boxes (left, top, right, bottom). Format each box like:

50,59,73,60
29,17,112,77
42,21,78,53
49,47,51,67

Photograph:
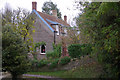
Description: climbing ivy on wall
34,41,46,52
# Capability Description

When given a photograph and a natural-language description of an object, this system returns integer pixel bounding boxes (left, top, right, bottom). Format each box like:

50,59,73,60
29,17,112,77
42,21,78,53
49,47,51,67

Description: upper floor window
64,28,67,36
56,25,59,35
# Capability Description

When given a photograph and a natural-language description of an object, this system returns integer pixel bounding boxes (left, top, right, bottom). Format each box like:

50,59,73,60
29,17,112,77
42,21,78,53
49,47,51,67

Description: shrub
68,44,81,58
49,58,59,69
2,25,30,78
59,56,71,65
37,59,48,68
46,43,61,59
55,44,61,57
46,51,59,59
68,44,92,58
30,59,38,67
81,44,92,56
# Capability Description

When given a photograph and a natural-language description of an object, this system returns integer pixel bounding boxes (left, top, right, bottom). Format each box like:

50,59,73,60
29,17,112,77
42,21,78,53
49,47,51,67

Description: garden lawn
27,71,66,78
27,61,103,78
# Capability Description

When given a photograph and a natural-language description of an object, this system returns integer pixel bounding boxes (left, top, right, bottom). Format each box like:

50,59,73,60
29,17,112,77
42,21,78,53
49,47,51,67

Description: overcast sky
0,0,83,27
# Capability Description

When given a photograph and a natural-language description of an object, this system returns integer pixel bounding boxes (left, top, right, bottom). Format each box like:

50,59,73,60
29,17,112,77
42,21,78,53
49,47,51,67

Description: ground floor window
41,45,45,54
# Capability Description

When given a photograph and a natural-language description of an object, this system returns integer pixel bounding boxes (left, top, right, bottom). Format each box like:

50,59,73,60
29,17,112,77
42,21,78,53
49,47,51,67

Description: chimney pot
52,10,57,17
64,15,67,22
32,2,37,11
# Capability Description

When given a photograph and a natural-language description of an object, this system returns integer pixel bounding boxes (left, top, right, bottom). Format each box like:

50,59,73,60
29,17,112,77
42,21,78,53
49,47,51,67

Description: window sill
40,53,46,55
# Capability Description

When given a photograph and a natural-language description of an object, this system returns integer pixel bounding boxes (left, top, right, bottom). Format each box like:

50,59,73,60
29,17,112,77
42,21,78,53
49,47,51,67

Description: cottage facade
31,2,70,57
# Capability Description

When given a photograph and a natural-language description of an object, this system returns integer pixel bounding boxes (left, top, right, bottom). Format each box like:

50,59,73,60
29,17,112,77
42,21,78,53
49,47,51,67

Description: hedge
68,44,92,58
49,58,59,69
37,59,48,68
59,56,71,65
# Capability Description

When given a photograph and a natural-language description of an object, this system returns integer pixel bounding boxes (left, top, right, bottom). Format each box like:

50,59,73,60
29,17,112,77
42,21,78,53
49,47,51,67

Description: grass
27,70,66,78
26,54,104,78
27,61,103,78
65,62,102,78
23,76,48,80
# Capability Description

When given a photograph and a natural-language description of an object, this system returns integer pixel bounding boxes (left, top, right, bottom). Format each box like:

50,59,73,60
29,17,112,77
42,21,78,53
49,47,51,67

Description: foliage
53,43,61,57
64,27,80,45
59,56,71,65
37,59,48,68
76,2,120,78
2,25,30,79
80,44,93,56
30,59,48,68
68,44,81,58
42,1,62,18
68,44,92,58
2,5,35,78
27,55,103,78
34,41,46,52
46,43,61,59
2,5,35,52
49,58,59,69
46,50,60,59
30,59,38,67
2,5,12,26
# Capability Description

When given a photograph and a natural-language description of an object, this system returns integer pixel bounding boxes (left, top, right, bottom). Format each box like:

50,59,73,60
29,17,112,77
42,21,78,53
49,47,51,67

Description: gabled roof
32,9,70,32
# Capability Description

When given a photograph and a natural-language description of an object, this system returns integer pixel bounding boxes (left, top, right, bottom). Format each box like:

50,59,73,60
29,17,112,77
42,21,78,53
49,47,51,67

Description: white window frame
56,25,59,35
64,28,67,36
40,45,46,54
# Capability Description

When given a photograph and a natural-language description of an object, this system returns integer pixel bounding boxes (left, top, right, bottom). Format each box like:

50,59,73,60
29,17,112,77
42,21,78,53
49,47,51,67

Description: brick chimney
64,15,67,22
32,2,37,11
52,10,57,17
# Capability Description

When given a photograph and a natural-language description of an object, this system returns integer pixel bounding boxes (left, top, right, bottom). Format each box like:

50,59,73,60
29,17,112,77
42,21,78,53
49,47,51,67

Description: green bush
59,56,71,65
46,43,61,59
49,58,59,69
2,25,30,78
81,44,92,56
54,44,61,57
37,59,48,68
68,44,92,58
68,44,81,58
46,51,59,59
30,59,38,67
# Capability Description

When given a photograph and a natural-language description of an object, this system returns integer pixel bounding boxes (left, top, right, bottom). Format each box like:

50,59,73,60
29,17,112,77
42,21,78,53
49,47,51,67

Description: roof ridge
37,11,64,21
35,11,70,30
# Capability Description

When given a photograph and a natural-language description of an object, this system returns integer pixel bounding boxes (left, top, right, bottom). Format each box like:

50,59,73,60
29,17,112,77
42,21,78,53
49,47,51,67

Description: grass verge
26,61,103,78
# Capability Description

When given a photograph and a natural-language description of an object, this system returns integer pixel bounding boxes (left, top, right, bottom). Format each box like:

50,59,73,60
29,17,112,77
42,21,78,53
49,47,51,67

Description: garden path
23,74,64,80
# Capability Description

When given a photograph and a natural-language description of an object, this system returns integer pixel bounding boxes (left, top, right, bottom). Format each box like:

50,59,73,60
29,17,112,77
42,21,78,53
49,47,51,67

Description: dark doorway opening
41,45,45,53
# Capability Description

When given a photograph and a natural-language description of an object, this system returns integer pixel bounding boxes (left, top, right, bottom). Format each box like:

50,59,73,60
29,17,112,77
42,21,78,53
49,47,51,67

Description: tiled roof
37,11,70,31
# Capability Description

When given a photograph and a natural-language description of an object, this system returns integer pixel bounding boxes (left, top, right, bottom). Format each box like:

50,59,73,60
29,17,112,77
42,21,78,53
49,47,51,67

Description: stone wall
32,16,54,52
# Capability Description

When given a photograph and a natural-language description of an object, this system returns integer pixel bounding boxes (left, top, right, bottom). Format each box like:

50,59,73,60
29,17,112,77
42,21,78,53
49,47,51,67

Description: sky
0,0,82,27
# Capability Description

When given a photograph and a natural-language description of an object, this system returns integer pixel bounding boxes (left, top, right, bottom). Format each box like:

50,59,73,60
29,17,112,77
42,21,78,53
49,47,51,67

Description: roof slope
37,11,70,30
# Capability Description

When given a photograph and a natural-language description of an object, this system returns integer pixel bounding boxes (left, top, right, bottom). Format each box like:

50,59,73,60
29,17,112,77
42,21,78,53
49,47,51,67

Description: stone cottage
31,2,70,58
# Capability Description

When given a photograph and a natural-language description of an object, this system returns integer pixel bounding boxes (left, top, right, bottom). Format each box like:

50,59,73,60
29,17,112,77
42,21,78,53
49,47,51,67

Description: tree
2,5,35,52
1,4,35,79
42,1,62,18
12,8,35,51
64,27,80,45
2,4,13,26
2,25,30,79
76,2,120,78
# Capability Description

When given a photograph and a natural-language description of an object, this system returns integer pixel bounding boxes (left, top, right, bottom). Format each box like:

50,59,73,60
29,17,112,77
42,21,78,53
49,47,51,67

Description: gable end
32,9,54,32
